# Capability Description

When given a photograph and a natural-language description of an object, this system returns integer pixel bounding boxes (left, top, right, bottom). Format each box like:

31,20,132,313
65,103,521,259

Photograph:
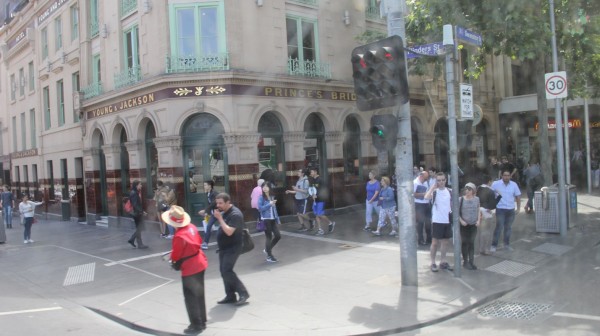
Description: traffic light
351,35,409,112
370,114,398,151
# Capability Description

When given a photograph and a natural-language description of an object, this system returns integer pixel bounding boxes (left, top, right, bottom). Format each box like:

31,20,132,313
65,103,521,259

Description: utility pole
443,25,461,277
549,0,568,235
383,0,418,286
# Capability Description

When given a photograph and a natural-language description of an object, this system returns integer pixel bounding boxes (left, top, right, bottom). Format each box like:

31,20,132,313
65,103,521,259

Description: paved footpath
1,194,599,335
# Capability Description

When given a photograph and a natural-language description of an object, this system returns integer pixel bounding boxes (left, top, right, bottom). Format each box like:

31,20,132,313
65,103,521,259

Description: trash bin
61,199,71,221
533,184,577,233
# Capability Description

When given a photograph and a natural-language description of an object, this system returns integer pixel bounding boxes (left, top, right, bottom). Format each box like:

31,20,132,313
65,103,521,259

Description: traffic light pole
443,25,462,278
385,0,418,287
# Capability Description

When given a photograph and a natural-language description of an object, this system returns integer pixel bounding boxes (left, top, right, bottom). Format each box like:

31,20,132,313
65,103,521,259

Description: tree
405,0,600,185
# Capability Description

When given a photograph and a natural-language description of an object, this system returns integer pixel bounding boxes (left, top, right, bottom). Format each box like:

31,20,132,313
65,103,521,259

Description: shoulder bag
241,229,255,254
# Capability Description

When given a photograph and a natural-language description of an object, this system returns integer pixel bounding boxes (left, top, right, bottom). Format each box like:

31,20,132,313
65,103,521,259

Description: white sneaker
166,235,173,239
24,240,29,244
389,230,398,236
28,239,34,243
490,246,497,253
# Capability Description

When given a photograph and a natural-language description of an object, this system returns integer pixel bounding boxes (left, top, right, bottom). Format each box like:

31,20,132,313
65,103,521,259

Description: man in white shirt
490,169,521,252
424,172,453,272
413,171,431,245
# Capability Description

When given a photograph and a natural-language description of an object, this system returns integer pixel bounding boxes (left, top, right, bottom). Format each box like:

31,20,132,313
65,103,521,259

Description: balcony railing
90,21,99,38
121,0,137,17
166,53,229,73
288,0,317,6
81,81,103,99
287,58,331,79
114,65,142,89
366,3,384,21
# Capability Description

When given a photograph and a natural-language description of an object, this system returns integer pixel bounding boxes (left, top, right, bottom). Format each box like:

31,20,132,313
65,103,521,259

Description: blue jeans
23,217,33,240
3,206,12,226
203,215,217,243
493,208,515,247
365,200,379,226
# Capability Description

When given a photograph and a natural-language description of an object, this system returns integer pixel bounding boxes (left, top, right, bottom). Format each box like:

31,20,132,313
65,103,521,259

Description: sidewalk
2,193,599,335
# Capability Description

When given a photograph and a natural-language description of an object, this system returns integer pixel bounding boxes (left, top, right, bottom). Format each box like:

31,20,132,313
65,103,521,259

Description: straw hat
161,205,191,228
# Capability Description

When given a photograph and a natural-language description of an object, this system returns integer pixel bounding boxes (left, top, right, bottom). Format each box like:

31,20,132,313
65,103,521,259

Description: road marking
104,251,171,266
119,280,175,306
0,306,62,316
553,312,600,322
280,231,434,255
63,262,96,286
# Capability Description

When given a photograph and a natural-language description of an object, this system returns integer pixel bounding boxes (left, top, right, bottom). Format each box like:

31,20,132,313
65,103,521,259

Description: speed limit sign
545,71,568,99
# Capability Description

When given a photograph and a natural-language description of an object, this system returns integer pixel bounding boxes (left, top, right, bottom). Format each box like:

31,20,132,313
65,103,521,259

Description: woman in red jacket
163,205,208,335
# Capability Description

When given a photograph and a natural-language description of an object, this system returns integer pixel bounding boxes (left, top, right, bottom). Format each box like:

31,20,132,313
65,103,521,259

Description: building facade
1,0,522,227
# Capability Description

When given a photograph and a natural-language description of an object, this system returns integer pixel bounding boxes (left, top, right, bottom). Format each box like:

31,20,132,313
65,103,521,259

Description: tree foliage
405,0,600,97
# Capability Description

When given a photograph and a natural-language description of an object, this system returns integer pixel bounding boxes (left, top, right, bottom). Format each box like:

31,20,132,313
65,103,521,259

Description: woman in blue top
372,176,398,236
364,171,381,231
258,182,281,263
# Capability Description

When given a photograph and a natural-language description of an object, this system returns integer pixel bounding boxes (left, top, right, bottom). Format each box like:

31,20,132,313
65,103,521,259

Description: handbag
241,229,254,254
256,219,266,232
170,251,199,271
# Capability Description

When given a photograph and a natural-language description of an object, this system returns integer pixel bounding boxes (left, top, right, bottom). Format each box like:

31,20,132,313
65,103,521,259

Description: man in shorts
424,172,453,272
286,169,312,231
309,168,335,235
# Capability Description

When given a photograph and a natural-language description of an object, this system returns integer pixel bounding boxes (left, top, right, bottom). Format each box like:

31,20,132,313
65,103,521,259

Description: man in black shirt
309,168,335,235
214,193,250,306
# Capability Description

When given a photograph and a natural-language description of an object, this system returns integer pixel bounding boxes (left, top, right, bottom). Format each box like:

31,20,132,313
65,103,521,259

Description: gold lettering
331,92,338,100
289,89,297,97
307,90,314,98
298,90,305,98
351,93,357,101
265,87,273,96
275,88,283,96
316,91,323,99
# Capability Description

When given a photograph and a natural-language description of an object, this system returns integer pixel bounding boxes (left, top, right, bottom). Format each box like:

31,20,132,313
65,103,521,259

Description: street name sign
545,71,568,99
456,26,482,47
460,83,473,119
406,42,444,59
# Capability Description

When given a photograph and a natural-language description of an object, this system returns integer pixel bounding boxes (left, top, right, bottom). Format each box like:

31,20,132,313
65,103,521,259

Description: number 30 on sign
545,71,568,99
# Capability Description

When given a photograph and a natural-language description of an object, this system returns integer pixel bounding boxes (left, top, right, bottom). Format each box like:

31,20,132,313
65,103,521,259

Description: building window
20,112,26,151
90,0,99,37
57,80,65,126
47,160,55,203
41,27,48,59
12,116,17,152
19,68,25,96
72,72,80,122
30,109,36,148
10,74,15,100
28,61,34,91
286,16,330,78
43,86,51,130
115,25,141,88
343,116,362,182
55,17,63,51
92,53,101,84
71,5,79,41
167,3,228,72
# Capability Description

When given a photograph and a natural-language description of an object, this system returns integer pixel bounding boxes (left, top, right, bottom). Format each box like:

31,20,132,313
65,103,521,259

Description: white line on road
0,306,62,316
104,251,171,266
119,280,175,306
553,312,600,322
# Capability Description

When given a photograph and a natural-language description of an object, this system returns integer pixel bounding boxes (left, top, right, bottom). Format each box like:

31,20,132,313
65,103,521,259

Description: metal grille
63,263,96,286
495,249,548,265
532,243,572,256
478,300,552,320
485,260,535,277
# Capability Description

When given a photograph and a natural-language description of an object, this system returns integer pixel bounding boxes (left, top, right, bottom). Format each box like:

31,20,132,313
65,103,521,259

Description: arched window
258,112,285,187
145,123,157,198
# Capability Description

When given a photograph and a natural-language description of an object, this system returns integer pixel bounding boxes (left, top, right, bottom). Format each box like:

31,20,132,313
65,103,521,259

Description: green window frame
19,68,24,97
71,5,79,41
10,74,15,100
28,61,34,91
20,112,26,151
55,17,63,51
124,25,140,70
41,27,48,59
43,86,51,130
92,53,101,83
90,0,99,37
169,2,226,58
286,15,319,63
72,72,80,122
57,80,65,126
30,108,36,148
12,117,17,152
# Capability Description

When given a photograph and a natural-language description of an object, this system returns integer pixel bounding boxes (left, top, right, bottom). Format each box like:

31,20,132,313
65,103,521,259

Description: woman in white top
19,194,43,244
